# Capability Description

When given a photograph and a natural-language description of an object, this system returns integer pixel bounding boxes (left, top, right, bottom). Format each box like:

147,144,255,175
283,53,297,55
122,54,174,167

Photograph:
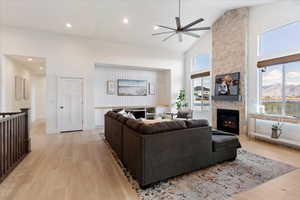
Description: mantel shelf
212,96,242,101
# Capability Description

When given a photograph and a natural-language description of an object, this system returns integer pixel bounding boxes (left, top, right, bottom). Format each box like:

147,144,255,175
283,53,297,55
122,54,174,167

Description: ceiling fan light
153,25,159,30
65,23,72,28
123,18,129,24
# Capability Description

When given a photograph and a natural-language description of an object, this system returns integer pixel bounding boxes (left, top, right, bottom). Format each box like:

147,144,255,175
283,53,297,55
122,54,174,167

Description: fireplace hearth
217,109,239,135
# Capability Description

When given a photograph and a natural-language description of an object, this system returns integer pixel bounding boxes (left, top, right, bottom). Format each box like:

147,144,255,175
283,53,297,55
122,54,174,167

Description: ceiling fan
152,0,210,42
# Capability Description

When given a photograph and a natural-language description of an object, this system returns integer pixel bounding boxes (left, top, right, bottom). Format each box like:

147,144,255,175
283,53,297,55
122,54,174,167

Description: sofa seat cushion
212,135,241,152
185,119,209,128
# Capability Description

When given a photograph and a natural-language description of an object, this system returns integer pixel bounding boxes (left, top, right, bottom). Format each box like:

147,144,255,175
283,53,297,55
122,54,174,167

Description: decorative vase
271,128,282,139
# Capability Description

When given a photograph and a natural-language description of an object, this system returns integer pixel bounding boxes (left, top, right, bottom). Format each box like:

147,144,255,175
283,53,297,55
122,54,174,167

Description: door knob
60,106,64,109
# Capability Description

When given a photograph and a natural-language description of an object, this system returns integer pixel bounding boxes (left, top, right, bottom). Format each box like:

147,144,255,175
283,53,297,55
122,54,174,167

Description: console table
248,113,300,149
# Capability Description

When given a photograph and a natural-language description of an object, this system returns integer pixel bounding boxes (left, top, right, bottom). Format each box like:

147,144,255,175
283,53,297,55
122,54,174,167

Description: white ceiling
1,0,278,52
7,55,46,76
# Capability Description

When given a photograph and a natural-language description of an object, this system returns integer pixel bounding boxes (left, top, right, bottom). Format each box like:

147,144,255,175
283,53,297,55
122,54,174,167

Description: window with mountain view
260,61,300,117
260,64,283,115
285,61,300,116
259,21,300,117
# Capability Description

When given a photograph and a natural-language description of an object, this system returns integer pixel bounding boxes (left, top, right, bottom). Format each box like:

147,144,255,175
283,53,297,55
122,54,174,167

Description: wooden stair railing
0,108,31,183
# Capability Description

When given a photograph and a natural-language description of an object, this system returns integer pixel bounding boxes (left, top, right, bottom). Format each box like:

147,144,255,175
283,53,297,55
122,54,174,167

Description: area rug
104,139,297,200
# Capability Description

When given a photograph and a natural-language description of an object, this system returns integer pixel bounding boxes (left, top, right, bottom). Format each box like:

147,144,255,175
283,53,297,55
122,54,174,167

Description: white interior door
58,78,83,132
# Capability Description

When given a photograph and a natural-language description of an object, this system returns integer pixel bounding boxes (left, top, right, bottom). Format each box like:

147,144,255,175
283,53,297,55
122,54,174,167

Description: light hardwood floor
0,121,299,200
0,121,139,200
230,136,300,200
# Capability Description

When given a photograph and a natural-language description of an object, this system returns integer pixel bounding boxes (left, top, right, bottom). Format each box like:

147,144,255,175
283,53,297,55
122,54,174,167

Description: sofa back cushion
116,114,129,123
106,111,129,124
126,119,187,135
106,111,118,119
140,120,187,135
126,119,145,130
185,119,209,128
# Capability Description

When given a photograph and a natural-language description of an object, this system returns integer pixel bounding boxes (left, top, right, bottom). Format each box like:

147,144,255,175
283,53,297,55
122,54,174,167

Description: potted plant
176,89,188,110
271,122,283,139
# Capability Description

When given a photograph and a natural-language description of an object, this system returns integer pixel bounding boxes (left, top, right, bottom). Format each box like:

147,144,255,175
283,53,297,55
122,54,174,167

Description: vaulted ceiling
0,0,278,52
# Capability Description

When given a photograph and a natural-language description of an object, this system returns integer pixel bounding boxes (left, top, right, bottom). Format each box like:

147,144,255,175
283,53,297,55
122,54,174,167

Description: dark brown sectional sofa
105,111,241,187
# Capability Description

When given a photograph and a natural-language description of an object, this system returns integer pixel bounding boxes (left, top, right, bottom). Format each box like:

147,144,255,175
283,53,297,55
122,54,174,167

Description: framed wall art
117,79,147,96
107,80,116,95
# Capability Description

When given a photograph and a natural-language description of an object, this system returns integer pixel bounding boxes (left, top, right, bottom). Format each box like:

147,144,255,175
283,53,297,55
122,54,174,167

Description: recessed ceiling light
153,25,159,30
27,58,33,62
123,18,129,24
65,23,72,28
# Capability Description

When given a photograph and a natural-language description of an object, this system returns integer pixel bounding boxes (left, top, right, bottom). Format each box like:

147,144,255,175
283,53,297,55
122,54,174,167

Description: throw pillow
127,112,136,119
118,109,128,117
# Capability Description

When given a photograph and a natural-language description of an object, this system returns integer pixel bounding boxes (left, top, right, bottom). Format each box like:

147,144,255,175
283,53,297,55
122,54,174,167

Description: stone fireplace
217,109,240,135
211,7,249,135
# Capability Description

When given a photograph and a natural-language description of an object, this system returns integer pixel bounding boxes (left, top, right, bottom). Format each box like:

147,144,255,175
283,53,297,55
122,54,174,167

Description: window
192,76,211,111
259,61,300,117
259,21,300,57
285,61,300,116
192,53,211,72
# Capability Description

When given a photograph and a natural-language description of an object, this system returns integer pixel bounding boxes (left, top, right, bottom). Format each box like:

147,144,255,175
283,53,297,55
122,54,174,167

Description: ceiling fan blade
175,17,181,30
158,25,176,31
152,31,175,36
182,18,204,30
178,33,183,42
182,32,200,38
163,32,177,42
185,27,210,31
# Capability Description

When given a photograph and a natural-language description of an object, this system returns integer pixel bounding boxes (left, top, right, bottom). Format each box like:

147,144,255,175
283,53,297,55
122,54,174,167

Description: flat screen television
215,72,240,96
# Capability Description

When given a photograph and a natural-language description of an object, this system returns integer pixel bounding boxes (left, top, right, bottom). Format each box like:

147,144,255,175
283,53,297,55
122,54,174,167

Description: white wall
2,57,31,111
248,1,300,142
31,75,46,121
0,26,183,133
94,65,171,127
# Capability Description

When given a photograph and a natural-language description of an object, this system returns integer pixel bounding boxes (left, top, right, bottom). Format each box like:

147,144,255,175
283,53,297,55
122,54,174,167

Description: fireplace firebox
217,109,239,135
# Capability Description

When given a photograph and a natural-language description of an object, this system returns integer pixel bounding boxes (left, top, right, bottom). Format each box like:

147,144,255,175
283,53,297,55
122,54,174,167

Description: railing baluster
5,120,8,174
17,116,19,160
3,121,5,176
12,118,15,164
9,119,12,170
0,121,3,177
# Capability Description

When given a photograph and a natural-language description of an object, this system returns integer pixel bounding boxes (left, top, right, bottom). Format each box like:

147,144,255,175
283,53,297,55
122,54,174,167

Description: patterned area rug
104,140,296,200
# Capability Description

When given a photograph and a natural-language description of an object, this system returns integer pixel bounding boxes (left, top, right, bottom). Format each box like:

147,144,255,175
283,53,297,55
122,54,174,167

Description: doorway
58,77,84,132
